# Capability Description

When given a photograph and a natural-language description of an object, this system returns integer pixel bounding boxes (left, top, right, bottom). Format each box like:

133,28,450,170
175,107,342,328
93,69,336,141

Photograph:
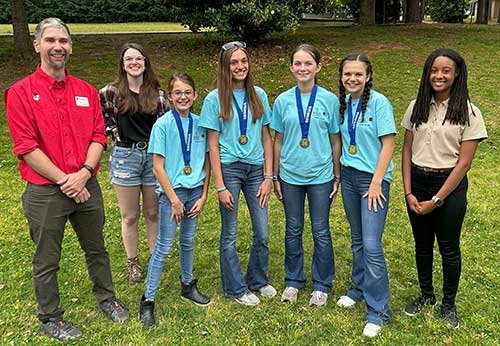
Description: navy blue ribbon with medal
233,92,249,145
295,85,318,148
347,95,363,155
172,108,193,175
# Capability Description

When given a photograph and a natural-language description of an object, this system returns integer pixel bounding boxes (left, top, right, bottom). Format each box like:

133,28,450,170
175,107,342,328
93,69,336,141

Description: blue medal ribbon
295,85,318,141
172,108,193,169
347,95,363,147
233,92,248,140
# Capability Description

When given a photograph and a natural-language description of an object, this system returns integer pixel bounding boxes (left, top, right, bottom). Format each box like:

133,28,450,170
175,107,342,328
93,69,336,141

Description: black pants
22,177,115,322
407,167,468,308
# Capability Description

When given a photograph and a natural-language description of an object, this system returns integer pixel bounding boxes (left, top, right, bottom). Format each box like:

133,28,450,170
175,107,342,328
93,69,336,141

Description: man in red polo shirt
5,17,129,341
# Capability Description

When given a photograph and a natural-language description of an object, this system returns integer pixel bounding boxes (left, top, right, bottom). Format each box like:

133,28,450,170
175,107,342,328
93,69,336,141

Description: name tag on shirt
75,96,90,107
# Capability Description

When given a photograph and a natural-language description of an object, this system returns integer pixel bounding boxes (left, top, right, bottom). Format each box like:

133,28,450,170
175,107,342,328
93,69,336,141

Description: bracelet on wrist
82,164,94,176
405,192,412,197
216,186,227,193
263,174,273,180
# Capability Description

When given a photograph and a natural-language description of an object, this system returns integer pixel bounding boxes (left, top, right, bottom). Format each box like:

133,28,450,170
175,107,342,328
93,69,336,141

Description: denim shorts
109,145,157,186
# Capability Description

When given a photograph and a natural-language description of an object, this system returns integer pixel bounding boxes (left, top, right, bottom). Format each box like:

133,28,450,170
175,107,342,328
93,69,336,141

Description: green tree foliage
0,0,179,24
427,0,467,23
206,0,302,40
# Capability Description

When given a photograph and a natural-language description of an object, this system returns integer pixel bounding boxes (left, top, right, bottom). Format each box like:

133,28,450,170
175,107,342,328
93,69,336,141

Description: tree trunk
406,0,422,23
10,0,33,60
360,0,376,25
475,0,489,24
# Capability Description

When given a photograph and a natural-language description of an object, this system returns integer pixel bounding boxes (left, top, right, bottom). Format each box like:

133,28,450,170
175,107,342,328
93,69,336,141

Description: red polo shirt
5,66,107,185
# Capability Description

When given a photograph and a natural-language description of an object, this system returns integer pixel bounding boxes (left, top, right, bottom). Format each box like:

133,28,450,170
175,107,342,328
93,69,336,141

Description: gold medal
300,138,310,148
348,144,357,155
183,165,192,175
239,134,248,145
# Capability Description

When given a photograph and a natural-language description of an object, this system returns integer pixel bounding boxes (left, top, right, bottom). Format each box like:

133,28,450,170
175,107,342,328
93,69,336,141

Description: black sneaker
98,298,130,322
180,278,211,307
39,320,83,341
404,295,436,316
440,305,460,329
139,295,155,328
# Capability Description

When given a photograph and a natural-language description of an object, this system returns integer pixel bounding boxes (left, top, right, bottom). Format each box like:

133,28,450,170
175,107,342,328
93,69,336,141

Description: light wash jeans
280,179,335,293
219,162,270,298
144,186,202,300
341,166,391,325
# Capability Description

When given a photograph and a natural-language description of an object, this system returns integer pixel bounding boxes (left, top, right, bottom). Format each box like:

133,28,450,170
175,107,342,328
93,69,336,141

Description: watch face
436,199,443,207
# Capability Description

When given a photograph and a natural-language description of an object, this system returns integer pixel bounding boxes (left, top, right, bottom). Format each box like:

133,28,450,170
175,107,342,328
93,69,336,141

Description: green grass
0,23,499,345
0,22,189,34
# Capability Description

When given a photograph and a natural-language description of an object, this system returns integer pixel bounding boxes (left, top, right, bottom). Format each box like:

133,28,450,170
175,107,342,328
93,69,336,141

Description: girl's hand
257,179,272,208
418,200,436,215
363,181,386,212
329,180,340,205
170,198,185,223
187,196,206,219
273,180,283,201
406,194,421,214
219,189,234,211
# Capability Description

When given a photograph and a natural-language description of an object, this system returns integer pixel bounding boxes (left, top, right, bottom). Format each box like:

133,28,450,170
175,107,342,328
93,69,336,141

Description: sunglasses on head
221,41,247,52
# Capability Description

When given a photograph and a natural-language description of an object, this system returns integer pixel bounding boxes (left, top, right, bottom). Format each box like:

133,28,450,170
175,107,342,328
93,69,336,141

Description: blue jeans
341,166,391,325
144,186,202,300
280,179,335,293
109,145,156,186
219,162,269,297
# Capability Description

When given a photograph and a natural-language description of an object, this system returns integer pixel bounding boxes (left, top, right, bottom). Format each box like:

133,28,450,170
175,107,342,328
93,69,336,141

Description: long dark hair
111,42,161,115
338,53,373,123
411,48,472,128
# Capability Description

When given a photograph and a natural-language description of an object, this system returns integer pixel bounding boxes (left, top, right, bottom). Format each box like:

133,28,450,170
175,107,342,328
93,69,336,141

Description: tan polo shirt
401,98,488,169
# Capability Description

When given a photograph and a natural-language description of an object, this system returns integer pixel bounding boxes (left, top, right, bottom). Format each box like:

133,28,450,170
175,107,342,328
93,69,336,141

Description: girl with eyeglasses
139,73,211,328
401,49,487,329
271,44,341,308
335,53,396,338
99,42,168,284
198,41,276,306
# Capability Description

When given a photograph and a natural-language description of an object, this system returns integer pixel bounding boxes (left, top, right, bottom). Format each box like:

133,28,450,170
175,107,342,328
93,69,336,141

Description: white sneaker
309,291,328,307
258,284,277,298
234,292,260,306
362,323,381,338
281,287,299,303
337,295,356,308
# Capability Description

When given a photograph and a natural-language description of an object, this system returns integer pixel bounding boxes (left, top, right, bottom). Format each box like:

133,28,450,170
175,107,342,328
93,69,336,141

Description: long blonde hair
217,47,264,122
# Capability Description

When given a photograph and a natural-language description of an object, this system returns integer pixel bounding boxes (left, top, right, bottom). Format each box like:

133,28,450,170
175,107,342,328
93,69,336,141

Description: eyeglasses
123,55,145,62
221,41,246,52
171,90,194,97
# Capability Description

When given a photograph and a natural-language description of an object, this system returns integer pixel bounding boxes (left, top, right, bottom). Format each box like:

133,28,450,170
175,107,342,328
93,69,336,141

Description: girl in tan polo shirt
401,48,487,329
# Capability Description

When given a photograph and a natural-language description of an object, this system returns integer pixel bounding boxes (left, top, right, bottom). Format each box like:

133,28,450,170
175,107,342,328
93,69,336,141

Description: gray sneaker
309,290,328,307
98,298,130,322
281,286,299,303
39,320,83,341
234,292,260,306
258,284,277,298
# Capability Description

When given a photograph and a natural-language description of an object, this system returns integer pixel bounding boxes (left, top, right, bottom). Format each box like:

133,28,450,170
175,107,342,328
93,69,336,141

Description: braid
360,79,372,122
338,53,373,124
339,81,347,124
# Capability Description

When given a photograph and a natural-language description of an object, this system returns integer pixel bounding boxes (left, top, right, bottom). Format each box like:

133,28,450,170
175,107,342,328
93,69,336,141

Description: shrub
205,0,302,41
427,0,467,23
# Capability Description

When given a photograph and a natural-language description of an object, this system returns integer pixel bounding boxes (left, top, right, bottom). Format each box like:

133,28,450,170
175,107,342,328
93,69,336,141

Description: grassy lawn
0,23,498,345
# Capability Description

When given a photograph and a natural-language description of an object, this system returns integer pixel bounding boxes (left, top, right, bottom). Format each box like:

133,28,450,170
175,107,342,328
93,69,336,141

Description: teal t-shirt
271,86,340,185
339,90,396,182
148,110,207,191
198,87,271,165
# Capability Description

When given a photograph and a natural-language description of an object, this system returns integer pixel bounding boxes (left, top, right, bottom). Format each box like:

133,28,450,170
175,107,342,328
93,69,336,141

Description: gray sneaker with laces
309,290,328,307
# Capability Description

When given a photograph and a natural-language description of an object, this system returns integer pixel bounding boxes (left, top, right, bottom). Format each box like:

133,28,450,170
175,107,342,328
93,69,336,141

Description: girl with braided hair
335,53,396,338
401,49,487,329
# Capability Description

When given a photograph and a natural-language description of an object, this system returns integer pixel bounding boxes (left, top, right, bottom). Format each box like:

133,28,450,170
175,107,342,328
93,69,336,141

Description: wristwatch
431,195,443,207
